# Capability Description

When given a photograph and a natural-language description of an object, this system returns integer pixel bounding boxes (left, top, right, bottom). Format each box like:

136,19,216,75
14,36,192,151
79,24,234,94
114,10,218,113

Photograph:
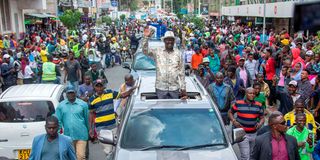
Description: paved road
89,65,129,160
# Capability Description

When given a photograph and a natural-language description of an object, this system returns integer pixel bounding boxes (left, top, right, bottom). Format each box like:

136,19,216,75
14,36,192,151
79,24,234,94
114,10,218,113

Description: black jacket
251,132,300,160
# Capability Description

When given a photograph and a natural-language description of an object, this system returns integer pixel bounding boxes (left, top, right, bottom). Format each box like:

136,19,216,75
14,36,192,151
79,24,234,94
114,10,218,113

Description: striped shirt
231,100,264,133
89,89,120,128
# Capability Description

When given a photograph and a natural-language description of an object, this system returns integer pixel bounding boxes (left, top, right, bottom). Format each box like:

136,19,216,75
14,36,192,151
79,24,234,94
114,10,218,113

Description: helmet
111,37,116,42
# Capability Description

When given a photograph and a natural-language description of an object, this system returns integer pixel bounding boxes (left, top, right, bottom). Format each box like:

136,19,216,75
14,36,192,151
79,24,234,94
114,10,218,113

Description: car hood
115,147,237,160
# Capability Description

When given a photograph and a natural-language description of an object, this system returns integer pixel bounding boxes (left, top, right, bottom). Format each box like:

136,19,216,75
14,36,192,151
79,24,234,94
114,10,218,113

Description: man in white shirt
244,53,259,81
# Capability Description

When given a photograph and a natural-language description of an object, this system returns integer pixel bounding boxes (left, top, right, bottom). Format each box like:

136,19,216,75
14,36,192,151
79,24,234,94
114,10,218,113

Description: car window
133,52,156,70
0,101,55,122
121,108,226,149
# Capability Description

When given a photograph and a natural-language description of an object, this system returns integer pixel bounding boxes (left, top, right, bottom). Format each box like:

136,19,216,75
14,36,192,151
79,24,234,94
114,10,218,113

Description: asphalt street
88,65,129,160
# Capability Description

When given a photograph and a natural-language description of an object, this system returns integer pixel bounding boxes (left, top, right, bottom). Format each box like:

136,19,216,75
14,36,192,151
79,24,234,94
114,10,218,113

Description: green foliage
101,16,112,25
185,16,205,30
129,0,139,11
177,13,183,20
59,10,81,30
120,14,126,21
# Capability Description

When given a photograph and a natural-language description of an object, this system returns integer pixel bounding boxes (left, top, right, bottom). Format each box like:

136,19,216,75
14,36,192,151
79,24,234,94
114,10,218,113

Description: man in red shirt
261,48,276,106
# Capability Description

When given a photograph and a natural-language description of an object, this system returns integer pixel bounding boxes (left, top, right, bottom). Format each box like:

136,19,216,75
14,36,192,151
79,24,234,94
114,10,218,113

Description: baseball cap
306,50,314,56
3,54,10,59
239,57,245,61
202,57,210,63
288,80,298,87
94,79,104,87
65,85,76,93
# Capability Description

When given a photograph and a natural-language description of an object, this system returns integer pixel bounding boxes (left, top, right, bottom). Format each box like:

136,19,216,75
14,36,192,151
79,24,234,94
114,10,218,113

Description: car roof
131,75,212,110
0,84,64,99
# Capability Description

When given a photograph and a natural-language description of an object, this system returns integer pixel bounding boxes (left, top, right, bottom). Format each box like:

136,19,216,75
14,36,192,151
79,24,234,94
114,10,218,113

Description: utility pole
171,0,173,13
262,0,266,38
198,0,201,16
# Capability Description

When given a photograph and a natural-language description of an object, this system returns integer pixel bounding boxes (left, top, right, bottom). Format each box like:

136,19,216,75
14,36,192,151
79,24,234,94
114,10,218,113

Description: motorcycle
110,48,121,67
120,47,129,63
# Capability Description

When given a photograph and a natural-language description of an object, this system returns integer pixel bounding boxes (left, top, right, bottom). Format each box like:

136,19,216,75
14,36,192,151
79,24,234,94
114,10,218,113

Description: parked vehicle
0,84,65,159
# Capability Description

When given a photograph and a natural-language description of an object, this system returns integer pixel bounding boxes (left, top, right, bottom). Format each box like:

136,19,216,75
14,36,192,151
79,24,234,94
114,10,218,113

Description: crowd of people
2,16,320,160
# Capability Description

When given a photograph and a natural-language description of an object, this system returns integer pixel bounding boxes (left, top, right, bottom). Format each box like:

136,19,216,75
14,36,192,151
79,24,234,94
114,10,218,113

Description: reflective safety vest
42,62,56,81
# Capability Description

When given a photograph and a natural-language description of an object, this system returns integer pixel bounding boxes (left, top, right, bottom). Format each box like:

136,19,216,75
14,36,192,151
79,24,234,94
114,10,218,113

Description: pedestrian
191,46,203,73
41,55,60,84
1,54,17,91
88,79,136,154
297,70,313,102
142,30,187,99
270,78,301,115
64,51,81,93
244,53,259,80
78,75,94,102
253,82,267,110
114,74,135,116
207,72,235,125
251,112,300,160
228,87,264,160
29,116,77,160
85,63,108,85
286,113,314,160
284,99,317,134
224,66,246,100
55,86,89,160
236,57,251,88
22,58,35,84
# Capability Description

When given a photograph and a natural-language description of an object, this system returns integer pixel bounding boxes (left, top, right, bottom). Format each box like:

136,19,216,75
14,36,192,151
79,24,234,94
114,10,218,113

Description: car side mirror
98,129,115,145
122,62,131,71
232,128,246,144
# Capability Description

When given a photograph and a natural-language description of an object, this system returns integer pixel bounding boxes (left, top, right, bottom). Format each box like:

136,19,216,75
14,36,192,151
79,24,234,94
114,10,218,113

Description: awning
25,13,57,18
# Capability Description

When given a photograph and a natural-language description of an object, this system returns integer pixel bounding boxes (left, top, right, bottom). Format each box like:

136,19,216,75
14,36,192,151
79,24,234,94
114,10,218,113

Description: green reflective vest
42,62,56,81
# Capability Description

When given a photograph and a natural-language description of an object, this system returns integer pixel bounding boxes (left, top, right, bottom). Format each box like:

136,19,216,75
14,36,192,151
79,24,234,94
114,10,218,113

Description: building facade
0,0,47,35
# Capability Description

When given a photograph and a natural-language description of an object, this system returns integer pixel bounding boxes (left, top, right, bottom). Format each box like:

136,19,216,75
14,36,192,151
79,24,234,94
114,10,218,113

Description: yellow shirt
284,109,317,134
40,50,48,62
0,40,3,49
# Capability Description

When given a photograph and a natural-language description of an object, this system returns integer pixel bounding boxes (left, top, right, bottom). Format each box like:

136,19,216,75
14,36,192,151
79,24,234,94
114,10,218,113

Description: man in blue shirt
29,116,76,160
55,86,89,160
207,72,235,125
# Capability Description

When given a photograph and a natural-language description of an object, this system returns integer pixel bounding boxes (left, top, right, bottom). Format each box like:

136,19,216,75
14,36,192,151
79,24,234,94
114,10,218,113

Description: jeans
73,140,87,160
156,89,180,99
67,81,79,94
238,132,257,160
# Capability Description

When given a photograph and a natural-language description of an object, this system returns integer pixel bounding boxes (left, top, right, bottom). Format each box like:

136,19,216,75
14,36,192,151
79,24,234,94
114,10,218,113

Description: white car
0,84,65,159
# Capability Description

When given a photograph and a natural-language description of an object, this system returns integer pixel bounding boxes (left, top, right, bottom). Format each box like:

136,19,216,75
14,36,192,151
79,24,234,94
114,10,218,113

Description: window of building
0,0,12,32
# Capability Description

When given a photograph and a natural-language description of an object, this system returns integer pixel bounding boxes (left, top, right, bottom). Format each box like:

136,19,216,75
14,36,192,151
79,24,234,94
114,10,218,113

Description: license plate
18,149,31,160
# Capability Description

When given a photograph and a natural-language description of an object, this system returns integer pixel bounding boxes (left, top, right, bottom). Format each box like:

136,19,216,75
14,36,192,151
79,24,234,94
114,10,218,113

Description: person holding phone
286,113,314,160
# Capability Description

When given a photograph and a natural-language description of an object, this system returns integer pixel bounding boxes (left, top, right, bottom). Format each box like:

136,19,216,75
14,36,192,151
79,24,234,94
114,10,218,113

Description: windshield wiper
139,145,184,151
178,143,227,151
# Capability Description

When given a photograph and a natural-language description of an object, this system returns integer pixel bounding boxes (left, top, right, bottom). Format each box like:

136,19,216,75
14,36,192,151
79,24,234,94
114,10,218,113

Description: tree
129,0,139,11
120,14,126,21
102,16,112,26
59,10,82,30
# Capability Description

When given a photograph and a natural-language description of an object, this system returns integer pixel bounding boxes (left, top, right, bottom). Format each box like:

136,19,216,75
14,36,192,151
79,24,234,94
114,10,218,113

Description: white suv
0,84,65,159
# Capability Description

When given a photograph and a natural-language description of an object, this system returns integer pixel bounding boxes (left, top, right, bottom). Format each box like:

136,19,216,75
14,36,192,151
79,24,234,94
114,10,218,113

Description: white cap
306,50,314,56
3,54,10,59
288,80,298,87
202,57,210,63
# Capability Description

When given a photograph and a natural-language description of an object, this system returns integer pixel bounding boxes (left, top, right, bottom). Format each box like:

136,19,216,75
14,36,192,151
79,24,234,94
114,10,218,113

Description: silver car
98,75,245,160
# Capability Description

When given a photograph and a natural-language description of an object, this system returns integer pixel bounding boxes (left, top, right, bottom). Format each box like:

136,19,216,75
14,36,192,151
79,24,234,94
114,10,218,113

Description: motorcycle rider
110,37,120,66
